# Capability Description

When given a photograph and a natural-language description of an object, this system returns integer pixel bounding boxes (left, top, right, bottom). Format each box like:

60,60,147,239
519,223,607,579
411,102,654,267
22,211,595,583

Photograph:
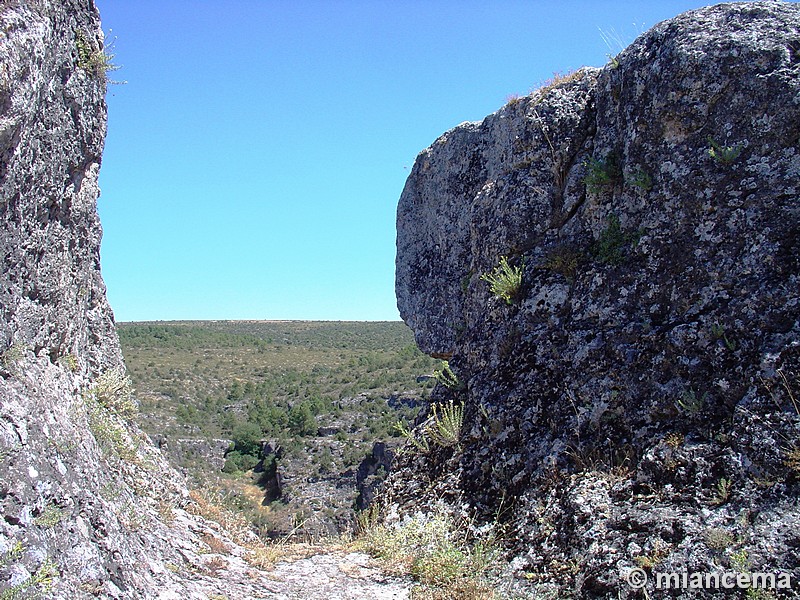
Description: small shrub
543,246,584,281
93,369,136,416
711,323,737,350
396,399,464,453
633,540,671,570
533,69,585,99
0,559,57,600
664,432,685,449
58,353,78,372
583,153,622,193
355,509,500,596
427,400,464,449
592,214,640,266
221,450,259,473
395,420,431,454
75,30,121,82
433,361,462,390
626,167,653,191
785,446,800,474
480,256,522,305
34,504,63,528
708,136,743,165
676,388,706,414
710,477,732,505
0,343,26,376
704,527,735,551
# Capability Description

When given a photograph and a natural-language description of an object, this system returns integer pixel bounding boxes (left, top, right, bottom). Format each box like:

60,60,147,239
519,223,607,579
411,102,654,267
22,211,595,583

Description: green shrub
355,509,499,596
230,422,263,457
708,136,743,165
433,361,462,390
583,153,622,193
480,256,522,305
543,245,584,281
626,167,653,191
592,214,640,265
222,451,259,473
75,30,121,82
427,400,464,448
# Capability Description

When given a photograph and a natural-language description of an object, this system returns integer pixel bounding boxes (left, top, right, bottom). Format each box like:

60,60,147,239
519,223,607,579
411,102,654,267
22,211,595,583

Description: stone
390,2,800,597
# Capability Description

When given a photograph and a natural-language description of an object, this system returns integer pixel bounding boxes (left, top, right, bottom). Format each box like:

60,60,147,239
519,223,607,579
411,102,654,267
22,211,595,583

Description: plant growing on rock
591,214,640,266
92,368,136,416
625,166,653,191
395,399,464,453
676,388,706,414
708,136,743,164
354,507,499,598
480,256,522,305
75,30,121,82
433,361,462,390
427,399,464,448
582,153,622,193
543,245,584,281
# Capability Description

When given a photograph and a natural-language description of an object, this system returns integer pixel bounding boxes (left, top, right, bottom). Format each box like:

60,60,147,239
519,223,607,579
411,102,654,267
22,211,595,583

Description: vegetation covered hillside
118,320,436,537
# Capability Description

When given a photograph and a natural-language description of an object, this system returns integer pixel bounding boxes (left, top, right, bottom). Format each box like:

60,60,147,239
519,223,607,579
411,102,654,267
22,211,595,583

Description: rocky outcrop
391,2,800,598
355,442,394,511
0,2,413,598
0,2,201,597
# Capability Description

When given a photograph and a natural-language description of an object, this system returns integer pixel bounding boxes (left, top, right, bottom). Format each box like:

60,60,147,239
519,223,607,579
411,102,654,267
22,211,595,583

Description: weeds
703,527,735,551
396,399,464,453
583,153,622,193
626,167,653,191
708,136,743,165
676,388,706,414
34,504,63,528
433,361,462,390
355,508,500,598
0,559,57,600
86,397,140,461
0,343,25,376
591,214,640,266
92,369,136,416
543,245,584,282
427,400,464,449
58,353,78,372
75,30,122,82
711,323,737,351
709,477,732,505
480,257,522,305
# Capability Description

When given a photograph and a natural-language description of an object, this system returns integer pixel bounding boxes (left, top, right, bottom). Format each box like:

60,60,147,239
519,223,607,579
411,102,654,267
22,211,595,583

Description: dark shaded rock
390,3,800,597
355,442,395,511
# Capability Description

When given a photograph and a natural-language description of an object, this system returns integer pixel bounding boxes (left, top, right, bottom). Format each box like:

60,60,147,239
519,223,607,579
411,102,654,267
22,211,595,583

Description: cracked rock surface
391,2,800,598
0,1,410,598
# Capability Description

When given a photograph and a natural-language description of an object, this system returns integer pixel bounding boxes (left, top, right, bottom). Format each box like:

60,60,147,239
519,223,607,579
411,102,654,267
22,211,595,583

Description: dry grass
354,508,501,599
532,69,587,100
201,533,231,555
187,488,251,545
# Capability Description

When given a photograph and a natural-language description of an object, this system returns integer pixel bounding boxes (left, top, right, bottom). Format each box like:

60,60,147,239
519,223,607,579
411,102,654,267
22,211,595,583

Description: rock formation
0,2,413,598
391,2,800,597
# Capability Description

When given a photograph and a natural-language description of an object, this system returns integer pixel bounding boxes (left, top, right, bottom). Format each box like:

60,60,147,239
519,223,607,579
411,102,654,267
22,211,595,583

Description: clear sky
94,0,755,322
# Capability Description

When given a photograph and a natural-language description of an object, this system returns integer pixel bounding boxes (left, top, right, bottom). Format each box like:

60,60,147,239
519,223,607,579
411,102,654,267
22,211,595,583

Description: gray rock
0,1,412,598
391,2,800,597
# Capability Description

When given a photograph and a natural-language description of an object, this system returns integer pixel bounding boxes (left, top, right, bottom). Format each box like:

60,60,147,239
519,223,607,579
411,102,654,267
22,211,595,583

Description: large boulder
391,3,800,597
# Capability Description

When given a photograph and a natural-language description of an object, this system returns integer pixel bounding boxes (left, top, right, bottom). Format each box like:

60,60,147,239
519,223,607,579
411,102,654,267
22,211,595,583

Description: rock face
0,2,199,597
0,3,413,598
392,2,800,597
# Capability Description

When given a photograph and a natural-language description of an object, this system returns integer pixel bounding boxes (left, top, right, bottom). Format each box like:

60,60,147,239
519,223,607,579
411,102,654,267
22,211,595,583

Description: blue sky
95,0,744,322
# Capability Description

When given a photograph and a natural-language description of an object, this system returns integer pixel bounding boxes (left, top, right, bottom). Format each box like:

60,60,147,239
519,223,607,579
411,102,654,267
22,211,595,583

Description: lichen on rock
391,2,800,597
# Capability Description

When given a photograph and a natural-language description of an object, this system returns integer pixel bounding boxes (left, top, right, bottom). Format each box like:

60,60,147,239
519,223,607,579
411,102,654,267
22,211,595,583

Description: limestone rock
392,2,800,597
